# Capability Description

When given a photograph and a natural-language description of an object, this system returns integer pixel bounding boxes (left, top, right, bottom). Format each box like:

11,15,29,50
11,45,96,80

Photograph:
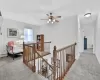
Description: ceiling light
51,21,54,24
49,19,51,21
47,21,50,23
53,19,55,22
84,13,91,17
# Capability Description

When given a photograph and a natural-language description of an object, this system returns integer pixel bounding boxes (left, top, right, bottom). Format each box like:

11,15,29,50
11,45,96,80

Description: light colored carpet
0,61,6,67
64,49,100,80
0,56,47,80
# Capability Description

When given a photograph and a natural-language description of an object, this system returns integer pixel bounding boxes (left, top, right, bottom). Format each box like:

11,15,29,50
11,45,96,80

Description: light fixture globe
51,21,54,24
84,13,91,17
53,19,55,22
49,19,51,21
47,21,50,23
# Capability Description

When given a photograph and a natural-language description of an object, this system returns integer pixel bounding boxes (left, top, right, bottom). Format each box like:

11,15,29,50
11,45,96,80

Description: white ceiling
0,0,100,25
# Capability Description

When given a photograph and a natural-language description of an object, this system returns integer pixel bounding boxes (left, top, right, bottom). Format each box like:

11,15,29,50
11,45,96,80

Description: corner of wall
95,53,100,64
75,53,80,60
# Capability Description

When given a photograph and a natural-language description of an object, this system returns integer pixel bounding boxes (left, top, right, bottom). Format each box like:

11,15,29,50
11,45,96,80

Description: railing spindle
28,46,29,62
38,54,39,73
56,54,59,80
60,51,62,80
53,46,57,80
59,52,60,80
63,50,65,77
33,44,36,72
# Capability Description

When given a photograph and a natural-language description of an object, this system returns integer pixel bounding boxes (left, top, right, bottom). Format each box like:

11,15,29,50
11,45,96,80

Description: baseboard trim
95,54,100,64
0,54,7,58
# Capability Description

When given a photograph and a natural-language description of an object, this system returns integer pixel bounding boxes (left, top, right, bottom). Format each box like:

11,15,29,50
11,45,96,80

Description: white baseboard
0,54,7,58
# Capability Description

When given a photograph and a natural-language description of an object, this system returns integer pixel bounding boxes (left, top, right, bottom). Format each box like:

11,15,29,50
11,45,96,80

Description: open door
84,36,87,50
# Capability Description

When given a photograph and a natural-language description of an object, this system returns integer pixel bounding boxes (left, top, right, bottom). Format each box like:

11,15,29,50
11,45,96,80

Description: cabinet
36,34,44,51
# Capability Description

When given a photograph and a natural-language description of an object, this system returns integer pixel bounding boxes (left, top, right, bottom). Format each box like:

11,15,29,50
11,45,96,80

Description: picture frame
7,28,18,38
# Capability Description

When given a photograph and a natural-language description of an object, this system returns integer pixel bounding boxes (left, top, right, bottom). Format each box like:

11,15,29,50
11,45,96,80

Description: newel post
33,43,36,72
23,42,25,63
53,46,57,80
73,43,76,61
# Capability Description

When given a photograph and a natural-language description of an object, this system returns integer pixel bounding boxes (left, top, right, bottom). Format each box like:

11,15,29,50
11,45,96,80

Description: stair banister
53,46,57,80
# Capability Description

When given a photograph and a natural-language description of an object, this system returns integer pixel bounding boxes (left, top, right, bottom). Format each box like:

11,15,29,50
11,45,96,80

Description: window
24,28,33,42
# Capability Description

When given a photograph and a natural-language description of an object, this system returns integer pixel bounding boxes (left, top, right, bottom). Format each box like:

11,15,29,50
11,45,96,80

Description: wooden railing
35,50,53,79
23,42,76,80
53,43,76,80
23,42,51,72
23,43,36,72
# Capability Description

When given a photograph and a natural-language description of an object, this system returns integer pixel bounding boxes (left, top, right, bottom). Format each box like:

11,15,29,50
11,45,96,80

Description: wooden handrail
24,41,51,45
24,41,51,47
56,43,76,52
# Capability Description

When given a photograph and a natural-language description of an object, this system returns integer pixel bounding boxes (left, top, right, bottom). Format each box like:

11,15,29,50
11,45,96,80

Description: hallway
64,49,100,80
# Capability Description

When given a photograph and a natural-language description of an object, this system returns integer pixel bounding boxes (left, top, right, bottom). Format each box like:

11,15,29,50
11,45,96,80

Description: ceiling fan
41,12,61,24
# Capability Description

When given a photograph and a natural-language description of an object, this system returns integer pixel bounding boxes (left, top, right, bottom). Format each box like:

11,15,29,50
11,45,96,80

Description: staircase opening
23,42,76,80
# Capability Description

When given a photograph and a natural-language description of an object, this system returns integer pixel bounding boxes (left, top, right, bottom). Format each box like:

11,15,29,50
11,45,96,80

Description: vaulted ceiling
0,0,100,25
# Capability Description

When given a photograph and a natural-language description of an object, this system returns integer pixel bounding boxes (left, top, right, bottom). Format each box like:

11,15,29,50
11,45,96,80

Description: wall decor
7,28,18,38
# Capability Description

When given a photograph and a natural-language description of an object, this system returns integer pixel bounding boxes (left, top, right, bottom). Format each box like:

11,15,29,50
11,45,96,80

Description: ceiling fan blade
41,19,48,20
46,14,49,16
55,16,61,18
50,13,52,15
55,20,59,22
58,16,61,18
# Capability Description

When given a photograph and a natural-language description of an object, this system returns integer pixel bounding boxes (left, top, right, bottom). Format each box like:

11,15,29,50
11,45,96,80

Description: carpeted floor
0,56,47,80
64,49,100,80
1,49,100,80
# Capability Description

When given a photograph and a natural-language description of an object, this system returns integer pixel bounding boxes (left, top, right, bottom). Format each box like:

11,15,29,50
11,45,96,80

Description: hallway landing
64,49,100,80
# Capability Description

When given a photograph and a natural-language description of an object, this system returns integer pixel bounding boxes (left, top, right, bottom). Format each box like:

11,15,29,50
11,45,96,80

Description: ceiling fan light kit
51,21,54,24
47,20,54,24
53,19,55,22
41,12,61,24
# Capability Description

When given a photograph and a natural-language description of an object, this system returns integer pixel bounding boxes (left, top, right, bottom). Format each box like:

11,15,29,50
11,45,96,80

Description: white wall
96,14,100,64
84,26,93,49
39,15,78,58
0,18,40,57
81,22,95,49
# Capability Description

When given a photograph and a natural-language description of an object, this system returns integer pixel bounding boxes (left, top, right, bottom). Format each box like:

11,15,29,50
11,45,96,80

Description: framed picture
7,28,18,38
